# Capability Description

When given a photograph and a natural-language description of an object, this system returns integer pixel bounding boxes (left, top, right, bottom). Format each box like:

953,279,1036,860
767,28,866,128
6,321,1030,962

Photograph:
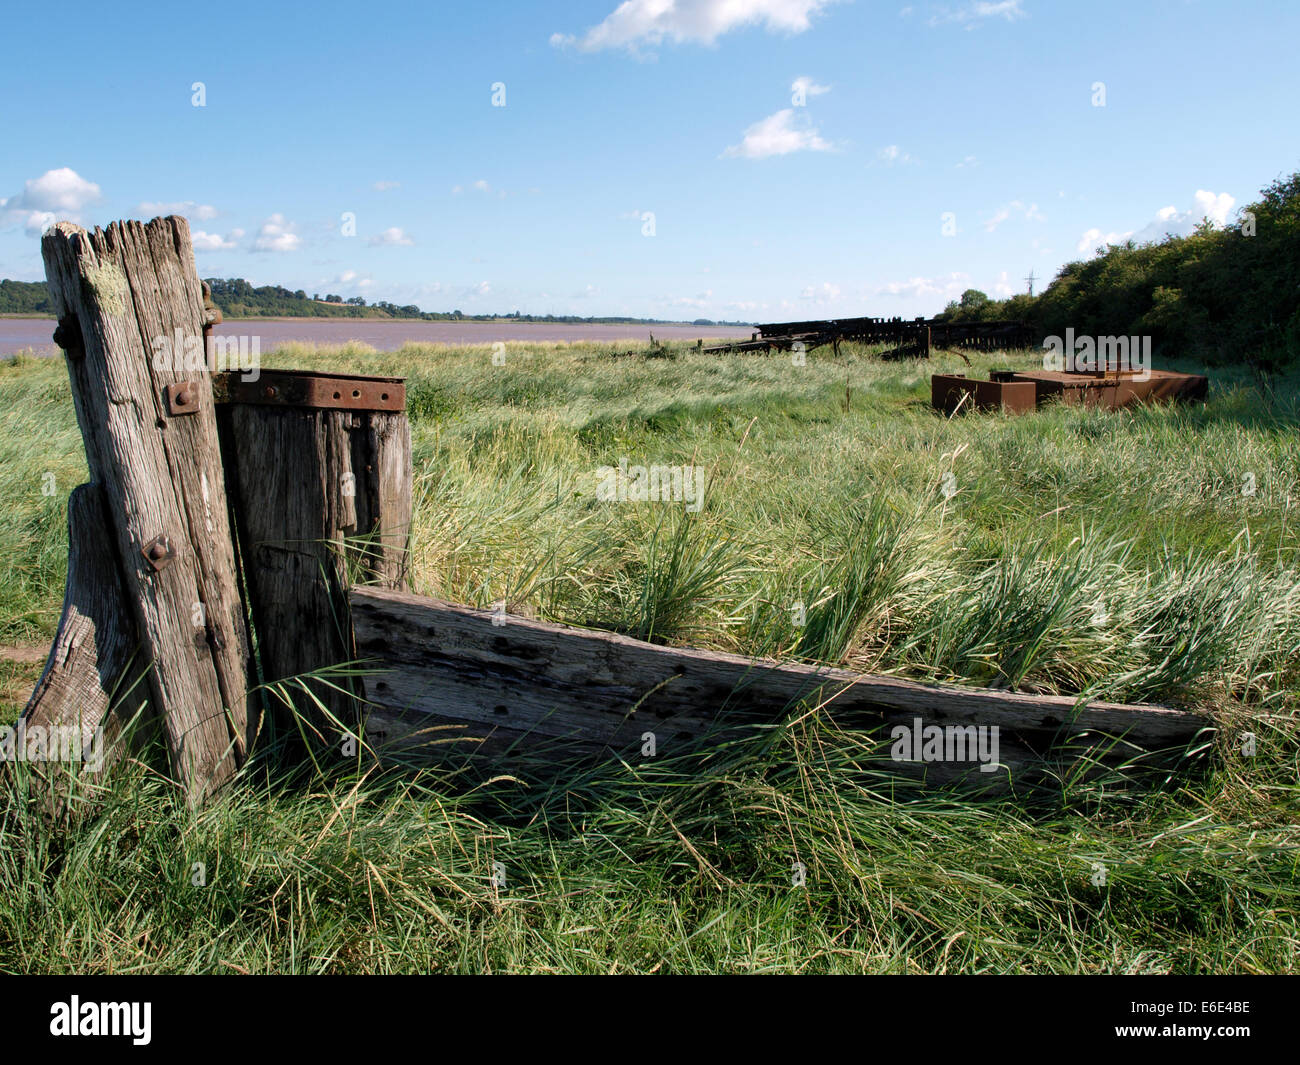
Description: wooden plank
349,587,1208,776
21,483,151,776
221,403,411,738
41,218,252,801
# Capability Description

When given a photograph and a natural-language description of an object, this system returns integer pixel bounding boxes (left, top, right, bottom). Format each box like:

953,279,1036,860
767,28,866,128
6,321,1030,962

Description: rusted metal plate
1012,369,1207,410
164,381,201,415
932,374,1037,415
214,370,406,412
933,369,1207,416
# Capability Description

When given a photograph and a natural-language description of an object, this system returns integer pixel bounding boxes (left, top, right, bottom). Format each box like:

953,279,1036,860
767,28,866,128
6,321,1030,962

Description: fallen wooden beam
350,587,1209,781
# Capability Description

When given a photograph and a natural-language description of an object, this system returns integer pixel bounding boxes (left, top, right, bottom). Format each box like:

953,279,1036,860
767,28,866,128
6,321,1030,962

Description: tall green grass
1,340,1297,973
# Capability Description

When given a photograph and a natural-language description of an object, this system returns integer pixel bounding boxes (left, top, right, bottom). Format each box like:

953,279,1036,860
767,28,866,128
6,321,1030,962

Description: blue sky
2,0,1297,321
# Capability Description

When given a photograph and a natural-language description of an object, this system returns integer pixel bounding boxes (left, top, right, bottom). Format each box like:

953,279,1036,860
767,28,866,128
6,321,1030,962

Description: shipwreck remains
703,316,1034,358
932,366,1209,415
20,216,1210,803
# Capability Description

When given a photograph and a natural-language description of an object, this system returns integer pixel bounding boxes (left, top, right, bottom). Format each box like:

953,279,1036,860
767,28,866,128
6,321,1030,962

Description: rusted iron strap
213,370,406,412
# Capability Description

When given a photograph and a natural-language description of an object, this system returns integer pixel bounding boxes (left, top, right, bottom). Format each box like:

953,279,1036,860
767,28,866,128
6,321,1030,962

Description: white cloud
192,228,243,251
875,144,916,166
1194,189,1236,225
670,290,715,308
800,282,841,302
3,167,101,235
1131,189,1235,239
791,75,831,99
473,179,490,192
373,180,400,191
17,211,57,237
956,155,978,168
1076,226,1129,255
986,206,1012,231
984,199,1044,232
467,281,491,298
553,0,837,52
877,272,970,300
139,200,218,220
368,226,414,247
1078,189,1236,255
723,108,832,158
252,214,301,253
14,168,101,213
929,0,1026,27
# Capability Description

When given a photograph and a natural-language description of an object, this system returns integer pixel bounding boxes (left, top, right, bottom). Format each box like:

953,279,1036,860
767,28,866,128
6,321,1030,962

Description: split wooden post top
40,216,252,801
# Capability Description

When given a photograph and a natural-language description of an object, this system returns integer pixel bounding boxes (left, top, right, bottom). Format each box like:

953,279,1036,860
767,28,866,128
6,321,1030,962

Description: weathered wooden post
37,217,253,801
26,215,414,798
216,370,411,743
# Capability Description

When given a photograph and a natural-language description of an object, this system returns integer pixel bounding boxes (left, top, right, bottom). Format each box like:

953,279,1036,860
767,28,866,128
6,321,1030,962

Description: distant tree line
0,279,55,315
934,169,1300,367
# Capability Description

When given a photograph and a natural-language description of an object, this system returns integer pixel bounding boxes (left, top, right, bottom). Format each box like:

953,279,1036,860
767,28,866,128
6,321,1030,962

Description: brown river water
1,317,756,357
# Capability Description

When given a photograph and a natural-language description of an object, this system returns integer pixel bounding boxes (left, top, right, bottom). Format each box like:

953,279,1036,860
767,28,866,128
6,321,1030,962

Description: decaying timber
40,218,252,800
20,484,151,783
218,379,411,737
27,211,1215,803
351,587,1209,785
703,316,1034,358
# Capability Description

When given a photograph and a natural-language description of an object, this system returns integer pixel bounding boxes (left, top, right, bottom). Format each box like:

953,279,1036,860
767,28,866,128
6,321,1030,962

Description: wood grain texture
41,217,251,800
350,586,1209,779
22,483,150,768
222,405,410,733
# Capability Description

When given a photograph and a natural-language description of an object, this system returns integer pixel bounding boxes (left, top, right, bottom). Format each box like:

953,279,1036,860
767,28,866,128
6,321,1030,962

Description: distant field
1,340,1297,974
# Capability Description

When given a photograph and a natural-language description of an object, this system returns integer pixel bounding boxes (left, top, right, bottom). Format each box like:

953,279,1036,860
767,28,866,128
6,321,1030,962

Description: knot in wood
53,315,84,358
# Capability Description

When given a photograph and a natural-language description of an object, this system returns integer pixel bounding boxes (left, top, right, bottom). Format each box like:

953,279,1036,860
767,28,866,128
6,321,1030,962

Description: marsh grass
0,339,1297,972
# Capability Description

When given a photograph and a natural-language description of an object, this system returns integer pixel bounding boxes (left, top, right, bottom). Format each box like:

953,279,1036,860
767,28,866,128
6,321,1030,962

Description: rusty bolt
141,534,176,572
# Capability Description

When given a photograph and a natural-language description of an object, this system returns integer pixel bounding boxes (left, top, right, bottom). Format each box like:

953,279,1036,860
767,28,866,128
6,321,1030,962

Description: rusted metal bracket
141,534,176,572
214,370,406,412
164,381,201,415
201,281,223,342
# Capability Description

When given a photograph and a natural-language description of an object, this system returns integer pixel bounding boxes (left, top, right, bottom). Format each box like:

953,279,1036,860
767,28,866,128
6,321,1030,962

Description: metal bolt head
141,534,175,571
